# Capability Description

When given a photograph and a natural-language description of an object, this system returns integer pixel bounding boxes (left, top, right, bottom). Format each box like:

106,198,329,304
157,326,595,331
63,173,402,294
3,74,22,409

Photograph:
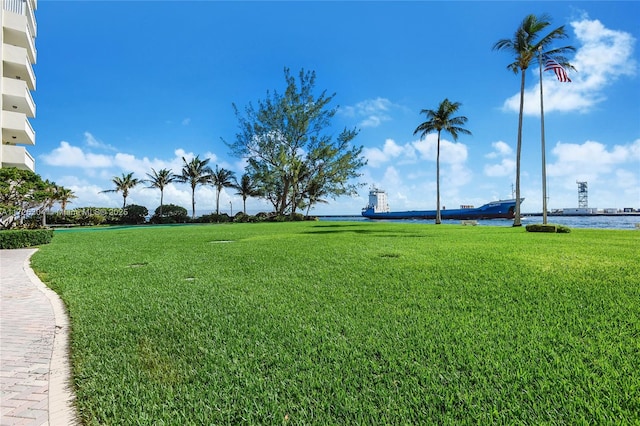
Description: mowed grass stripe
31,222,640,424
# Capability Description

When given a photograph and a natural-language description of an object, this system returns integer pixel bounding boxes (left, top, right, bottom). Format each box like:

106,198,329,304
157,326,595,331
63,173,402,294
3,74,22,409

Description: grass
31,222,639,424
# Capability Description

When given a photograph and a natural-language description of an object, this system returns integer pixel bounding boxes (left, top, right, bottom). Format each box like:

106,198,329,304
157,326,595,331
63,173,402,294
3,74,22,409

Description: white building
1,0,37,172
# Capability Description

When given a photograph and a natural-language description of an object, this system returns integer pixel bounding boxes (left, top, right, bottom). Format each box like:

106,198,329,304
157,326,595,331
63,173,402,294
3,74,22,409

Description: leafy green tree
233,173,260,214
174,156,212,219
414,99,471,225
100,172,141,209
0,168,49,229
145,168,174,217
226,68,366,216
209,165,236,216
493,13,574,226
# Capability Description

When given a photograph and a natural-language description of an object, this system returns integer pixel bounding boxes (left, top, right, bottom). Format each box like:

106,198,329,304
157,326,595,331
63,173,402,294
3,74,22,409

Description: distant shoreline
317,213,640,218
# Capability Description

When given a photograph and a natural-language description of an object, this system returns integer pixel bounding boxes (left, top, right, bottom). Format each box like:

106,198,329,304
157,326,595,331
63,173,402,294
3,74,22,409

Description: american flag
544,57,571,82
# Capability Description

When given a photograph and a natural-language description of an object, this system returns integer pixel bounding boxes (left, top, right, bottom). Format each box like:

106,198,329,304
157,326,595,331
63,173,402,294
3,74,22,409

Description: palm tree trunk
191,185,196,219
243,197,247,215
159,190,164,217
435,131,442,224
514,71,526,227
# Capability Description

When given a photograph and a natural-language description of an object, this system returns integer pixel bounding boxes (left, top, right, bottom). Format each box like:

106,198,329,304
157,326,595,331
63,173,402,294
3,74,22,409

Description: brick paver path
1,249,77,426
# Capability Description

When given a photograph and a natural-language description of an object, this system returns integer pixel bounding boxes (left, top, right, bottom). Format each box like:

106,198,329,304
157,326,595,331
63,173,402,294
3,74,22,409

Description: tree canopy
226,68,366,216
0,168,65,229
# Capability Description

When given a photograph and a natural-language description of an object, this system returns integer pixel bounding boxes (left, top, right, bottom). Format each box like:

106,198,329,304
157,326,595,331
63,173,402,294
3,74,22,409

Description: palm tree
174,156,212,219
493,13,574,226
145,168,174,217
40,181,60,227
209,165,236,216
413,98,471,225
57,187,77,218
101,172,140,208
233,173,260,214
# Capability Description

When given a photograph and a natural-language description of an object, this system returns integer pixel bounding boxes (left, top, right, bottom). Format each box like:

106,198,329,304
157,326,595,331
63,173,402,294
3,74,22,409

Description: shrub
65,207,125,225
197,213,231,223
46,212,75,225
526,224,571,233
120,204,148,225
150,204,189,224
0,229,53,249
233,212,251,223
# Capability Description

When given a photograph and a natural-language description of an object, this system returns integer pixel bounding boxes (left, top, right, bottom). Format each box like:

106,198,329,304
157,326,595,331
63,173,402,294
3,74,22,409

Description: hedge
0,229,54,249
525,224,571,233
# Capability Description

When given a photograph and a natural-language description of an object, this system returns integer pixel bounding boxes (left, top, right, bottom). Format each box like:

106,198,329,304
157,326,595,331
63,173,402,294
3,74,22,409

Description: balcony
1,144,35,171
2,0,36,37
2,77,35,117
2,110,35,145
2,7,37,63
2,43,36,90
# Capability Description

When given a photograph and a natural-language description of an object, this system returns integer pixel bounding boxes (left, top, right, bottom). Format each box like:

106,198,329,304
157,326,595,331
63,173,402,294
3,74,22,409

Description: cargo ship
361,188,520,220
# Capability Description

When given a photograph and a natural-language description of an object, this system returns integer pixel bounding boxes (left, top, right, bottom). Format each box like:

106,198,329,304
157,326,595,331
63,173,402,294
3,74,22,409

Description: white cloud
484,140,515,177
412,133,468,164
40,141,113,168
363,138,416,167
84,132,117,151
501,15,637,115
548,139,639,178
485,140,513,159
341,97,399,128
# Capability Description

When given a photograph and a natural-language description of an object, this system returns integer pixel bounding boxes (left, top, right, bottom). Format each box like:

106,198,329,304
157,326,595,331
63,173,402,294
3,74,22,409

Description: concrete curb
22,250,79,425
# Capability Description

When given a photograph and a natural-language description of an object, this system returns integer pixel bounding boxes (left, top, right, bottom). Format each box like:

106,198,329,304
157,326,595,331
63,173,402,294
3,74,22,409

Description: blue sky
32,1,639,216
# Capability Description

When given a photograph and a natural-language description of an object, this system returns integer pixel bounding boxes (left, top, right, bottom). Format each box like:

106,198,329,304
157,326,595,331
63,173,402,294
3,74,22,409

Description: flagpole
538,47,548,225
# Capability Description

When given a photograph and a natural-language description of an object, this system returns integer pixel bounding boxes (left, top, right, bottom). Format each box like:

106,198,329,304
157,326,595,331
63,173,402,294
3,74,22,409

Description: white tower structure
1,0,37,171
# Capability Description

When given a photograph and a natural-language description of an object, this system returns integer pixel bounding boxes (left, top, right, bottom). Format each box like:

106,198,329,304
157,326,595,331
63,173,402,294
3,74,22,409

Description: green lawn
31,222,639,424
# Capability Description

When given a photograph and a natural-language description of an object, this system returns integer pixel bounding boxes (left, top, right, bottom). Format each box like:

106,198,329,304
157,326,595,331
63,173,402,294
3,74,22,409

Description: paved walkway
1,249,77,426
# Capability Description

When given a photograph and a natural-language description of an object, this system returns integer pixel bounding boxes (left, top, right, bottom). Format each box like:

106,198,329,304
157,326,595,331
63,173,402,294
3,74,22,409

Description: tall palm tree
41,181,60,227
413,98,471,225
145,168,174,217
233,173,260,214
209,165,236,216
101,172,140,208
493,13,574,226
57,187,77,218
174,156,212,219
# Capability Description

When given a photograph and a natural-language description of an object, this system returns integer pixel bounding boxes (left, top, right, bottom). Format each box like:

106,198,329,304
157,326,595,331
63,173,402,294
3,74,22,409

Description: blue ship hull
362,199,520,220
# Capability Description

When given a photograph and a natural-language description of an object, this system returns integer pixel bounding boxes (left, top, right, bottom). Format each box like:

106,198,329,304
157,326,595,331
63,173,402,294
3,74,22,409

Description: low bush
526,223,571,233
120,204,148,225
197,213,231,223
0,229,53,249
232,212,251,223
150,204,189,224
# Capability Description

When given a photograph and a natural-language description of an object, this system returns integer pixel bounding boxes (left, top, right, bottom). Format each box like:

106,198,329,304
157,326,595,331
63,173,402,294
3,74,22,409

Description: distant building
563,208,598,215
1,0,37,172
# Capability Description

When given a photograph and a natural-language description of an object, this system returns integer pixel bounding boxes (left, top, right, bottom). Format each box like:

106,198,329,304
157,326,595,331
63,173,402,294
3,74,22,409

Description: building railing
3,0,24,14
2,0,36,36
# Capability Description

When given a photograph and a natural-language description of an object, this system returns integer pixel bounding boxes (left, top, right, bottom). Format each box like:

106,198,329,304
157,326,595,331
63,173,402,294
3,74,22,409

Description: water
319,215,640,230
